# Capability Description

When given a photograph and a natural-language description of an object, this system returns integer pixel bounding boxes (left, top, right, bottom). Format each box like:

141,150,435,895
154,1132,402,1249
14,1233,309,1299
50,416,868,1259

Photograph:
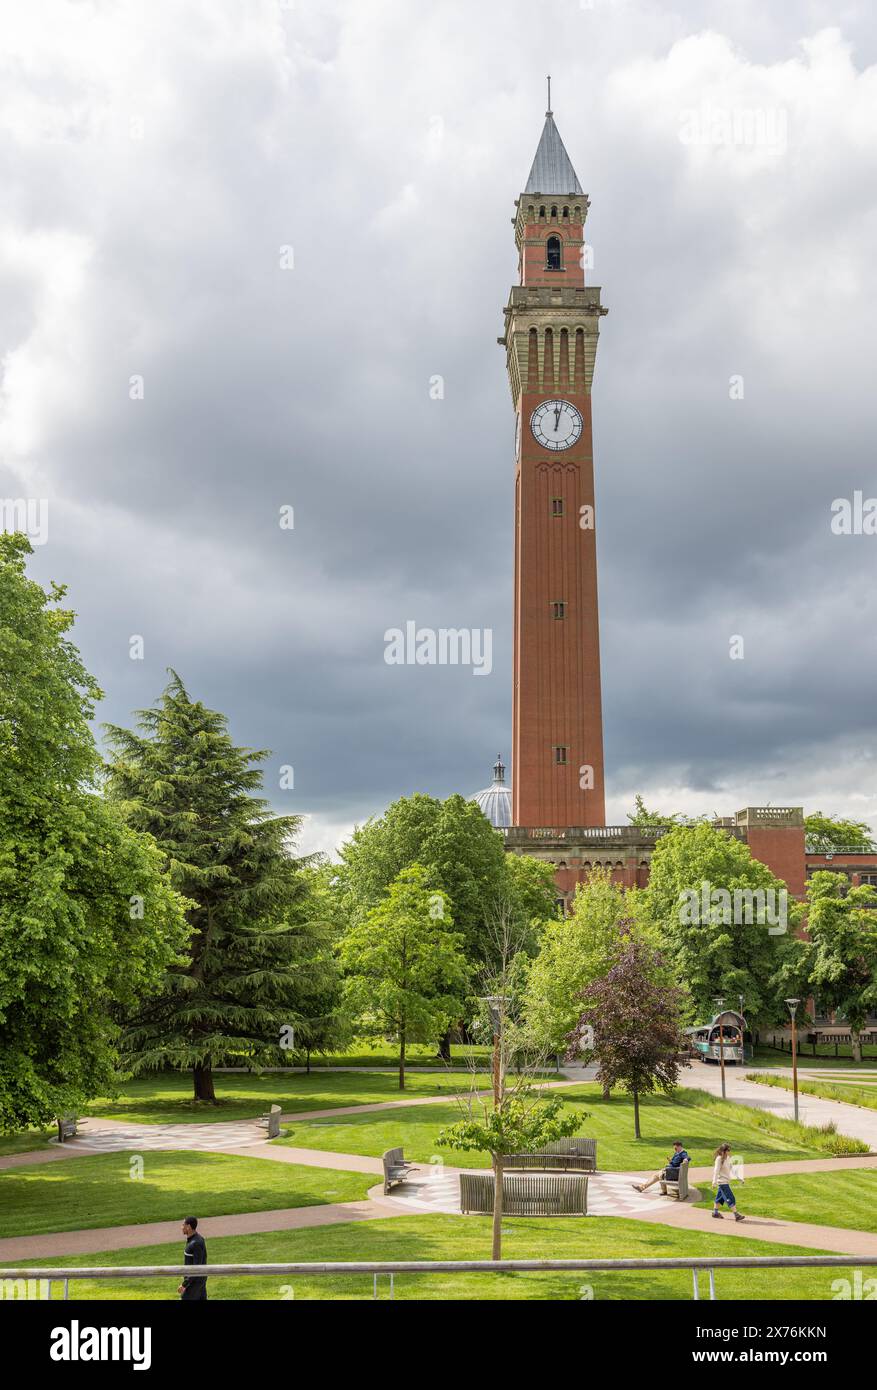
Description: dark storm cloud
3,0,877,852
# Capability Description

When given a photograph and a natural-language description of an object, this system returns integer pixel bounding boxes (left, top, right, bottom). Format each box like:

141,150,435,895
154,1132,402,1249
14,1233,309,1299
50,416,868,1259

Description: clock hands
530,402,580,449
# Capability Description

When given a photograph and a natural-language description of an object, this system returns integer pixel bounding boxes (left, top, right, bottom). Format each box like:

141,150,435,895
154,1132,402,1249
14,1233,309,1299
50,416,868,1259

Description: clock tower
501,99,608,828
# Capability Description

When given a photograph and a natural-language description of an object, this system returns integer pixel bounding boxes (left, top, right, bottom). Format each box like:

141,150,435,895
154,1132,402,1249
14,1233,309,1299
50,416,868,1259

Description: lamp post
738,994,746,1061
785,998,801,1123
714,995,726,1100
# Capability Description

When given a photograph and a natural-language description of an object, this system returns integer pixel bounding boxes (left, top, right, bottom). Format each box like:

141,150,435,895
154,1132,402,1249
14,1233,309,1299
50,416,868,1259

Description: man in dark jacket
631,1141,690,1192
178,1217,208,1300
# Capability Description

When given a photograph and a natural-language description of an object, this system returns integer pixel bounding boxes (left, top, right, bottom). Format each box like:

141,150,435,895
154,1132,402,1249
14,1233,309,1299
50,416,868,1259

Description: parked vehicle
685,1009,746,1064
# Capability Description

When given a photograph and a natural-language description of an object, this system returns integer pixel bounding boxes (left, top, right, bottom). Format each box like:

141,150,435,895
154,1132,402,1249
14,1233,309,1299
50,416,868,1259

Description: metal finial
546,75,552,115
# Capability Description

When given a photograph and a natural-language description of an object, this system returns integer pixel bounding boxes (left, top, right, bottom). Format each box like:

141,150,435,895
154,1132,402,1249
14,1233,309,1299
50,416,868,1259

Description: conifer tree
105,672,326,1102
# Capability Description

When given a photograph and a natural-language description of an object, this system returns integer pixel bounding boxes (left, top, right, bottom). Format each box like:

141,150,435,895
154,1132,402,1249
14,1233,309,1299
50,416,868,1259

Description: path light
738,995,746,1061
714,995,727,1100
785,998,801,1123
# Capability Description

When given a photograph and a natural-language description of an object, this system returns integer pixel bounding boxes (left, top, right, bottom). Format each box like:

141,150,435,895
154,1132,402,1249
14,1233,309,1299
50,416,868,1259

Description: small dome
472,754,512,829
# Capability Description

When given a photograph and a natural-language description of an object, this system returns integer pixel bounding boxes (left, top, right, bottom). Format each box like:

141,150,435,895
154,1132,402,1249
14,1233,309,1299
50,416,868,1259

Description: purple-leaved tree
568,925,689,1139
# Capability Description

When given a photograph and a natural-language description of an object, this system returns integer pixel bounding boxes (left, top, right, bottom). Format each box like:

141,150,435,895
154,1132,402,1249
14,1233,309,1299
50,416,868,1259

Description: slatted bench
460,1172,588,1216
257,1104,282,1139
505,1137,597,1173
382,1147,419,1194
659,1158,690,1200
57,1115,79,1143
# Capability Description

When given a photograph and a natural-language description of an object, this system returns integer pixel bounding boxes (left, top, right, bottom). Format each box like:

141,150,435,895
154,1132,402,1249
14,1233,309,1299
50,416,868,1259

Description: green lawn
3,1213,858,1301
79,1068,498,1125
0,1152,373,1238
0,1129,54,1158
695,1167,877,1234
295,1043,496,1069
275,1084,859,1171
747,1071,877,1113
752,1046,877,1069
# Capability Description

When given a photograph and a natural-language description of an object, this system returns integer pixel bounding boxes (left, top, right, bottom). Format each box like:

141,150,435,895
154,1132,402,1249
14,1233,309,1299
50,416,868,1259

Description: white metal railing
4,1254,876,1303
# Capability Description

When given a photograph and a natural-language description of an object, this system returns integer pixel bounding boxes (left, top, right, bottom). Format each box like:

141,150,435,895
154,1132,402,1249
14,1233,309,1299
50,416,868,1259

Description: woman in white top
712,1143,745,1222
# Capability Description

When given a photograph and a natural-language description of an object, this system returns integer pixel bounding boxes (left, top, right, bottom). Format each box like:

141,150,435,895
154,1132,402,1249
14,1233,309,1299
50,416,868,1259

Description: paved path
631,1201,877,1257
680,1154,877,1182
672,1061,877,1149
0,1085,577,1172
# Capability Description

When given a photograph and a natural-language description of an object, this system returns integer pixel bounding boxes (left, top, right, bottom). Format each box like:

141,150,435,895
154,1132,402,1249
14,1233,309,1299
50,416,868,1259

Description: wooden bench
257,1104,282,1139
659,1158,690,1200
460,1172,588,1216
57,1115,79,1142
505,1137,597,1173
382,1147,418,1195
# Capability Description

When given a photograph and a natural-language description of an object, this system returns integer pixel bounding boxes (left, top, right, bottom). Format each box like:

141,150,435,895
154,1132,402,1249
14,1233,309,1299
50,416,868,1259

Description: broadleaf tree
0,536,190,1132
438,913,583,1259
644,822,802,1027
524,867,636,1056
570,928,688,1138
336,794,555,1057
804,813,876,854
338,863,470,1088
799,872,877,1061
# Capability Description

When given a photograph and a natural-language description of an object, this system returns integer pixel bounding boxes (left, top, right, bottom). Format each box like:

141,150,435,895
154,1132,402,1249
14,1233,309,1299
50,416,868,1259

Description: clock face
530,399,583,452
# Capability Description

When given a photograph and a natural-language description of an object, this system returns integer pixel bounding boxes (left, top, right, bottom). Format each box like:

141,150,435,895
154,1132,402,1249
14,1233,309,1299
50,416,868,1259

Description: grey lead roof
471,755,512,830
524,112,583,195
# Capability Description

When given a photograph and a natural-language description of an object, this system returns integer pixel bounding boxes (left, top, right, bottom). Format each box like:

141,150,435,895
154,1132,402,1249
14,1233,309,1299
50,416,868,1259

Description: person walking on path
631,1141,689,1193
712,1143,745,1222
178,1216,208,1300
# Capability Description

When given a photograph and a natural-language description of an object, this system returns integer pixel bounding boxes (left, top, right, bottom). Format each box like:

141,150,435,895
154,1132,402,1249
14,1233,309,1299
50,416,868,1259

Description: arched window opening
546,235,562,270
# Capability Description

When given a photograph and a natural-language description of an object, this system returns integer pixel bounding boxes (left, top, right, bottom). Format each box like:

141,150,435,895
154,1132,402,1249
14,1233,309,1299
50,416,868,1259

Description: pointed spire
524,96,583,195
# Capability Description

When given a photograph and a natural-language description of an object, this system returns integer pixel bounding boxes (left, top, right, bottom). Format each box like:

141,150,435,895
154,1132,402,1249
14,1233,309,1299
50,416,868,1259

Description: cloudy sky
3,0,877,856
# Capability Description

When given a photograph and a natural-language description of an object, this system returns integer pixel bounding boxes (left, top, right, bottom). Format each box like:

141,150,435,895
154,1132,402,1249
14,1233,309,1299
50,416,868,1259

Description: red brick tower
501,99,608,827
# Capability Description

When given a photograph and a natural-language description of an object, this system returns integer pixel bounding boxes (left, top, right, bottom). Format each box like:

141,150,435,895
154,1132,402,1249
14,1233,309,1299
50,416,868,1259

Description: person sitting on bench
631,1141,689,1193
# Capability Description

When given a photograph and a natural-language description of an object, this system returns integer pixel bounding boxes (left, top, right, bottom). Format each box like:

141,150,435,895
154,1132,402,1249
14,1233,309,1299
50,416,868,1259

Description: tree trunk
492,1154,504,1261
437,1028,452,1064
306,1048,311,1074
851,1028,862,1064
602,1081,611,1101
632,1086,641,1139
193,1062,216,1103
399,1029,406,1090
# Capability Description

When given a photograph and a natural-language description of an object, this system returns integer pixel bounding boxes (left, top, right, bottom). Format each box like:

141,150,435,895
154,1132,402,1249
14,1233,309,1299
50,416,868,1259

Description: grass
0,1152,373,1238
694,1167,877,1235
2,1213,859,1300
292,1042,496,1069
751,1046,877,1069
275,1083,866,1171
0,1129,54,1158
746,1071,877,1115
78,1068,497,1125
